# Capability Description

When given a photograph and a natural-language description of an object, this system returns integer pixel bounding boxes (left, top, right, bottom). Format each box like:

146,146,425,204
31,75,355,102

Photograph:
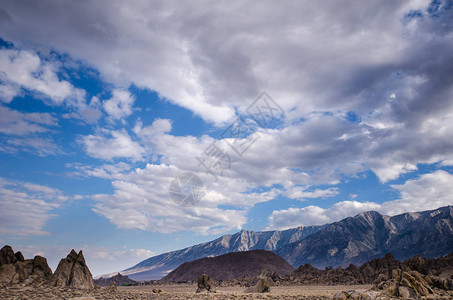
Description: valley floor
2,283,452,299
123,283,373,298
0,283,373,299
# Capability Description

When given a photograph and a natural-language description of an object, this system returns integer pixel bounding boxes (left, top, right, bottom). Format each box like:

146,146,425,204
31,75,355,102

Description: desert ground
0,283,373,299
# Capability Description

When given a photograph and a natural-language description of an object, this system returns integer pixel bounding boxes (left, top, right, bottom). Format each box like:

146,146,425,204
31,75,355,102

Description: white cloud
91,163,251,235
63,96,103,124
0,177,76,235
0,105,57,136
4,136,60,156
133,118,172,137
267,170,453,230
0,48,86,107
1,0,449,126
68,162,133,180
387,170,453,215
0,104,62,155
1,0,452,182
440,159,453,166
80,129,145,161
0,83,20,103
103,89,135,120
77,105,453,234
3,0,451,235
283,186,339,201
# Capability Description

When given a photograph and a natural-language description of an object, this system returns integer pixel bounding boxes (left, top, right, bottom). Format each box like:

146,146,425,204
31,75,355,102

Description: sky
0,0,452,276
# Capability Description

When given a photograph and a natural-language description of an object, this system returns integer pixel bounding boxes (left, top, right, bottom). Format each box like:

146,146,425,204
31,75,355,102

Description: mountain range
114,205,453,281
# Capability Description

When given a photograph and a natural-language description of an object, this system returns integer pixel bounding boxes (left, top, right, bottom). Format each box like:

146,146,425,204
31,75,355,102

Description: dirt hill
160,249,294,282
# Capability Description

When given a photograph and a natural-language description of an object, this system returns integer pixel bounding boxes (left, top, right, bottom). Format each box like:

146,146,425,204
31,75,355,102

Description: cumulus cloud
267,170,453,230
103,89,135,120
0,177,77,235
80,129,145,161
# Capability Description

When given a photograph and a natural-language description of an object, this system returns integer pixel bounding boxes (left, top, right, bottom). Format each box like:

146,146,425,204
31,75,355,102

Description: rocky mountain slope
276,206,453,269
161,250,294,282
119,205,453,281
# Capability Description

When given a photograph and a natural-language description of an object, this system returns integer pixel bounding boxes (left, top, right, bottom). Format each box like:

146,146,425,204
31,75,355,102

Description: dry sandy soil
0,283,373,299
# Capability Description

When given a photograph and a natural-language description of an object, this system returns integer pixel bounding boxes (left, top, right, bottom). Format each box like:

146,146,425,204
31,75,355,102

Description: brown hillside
160,250,294,282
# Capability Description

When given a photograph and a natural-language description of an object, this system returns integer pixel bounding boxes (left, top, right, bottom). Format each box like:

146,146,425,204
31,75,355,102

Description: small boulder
196,274,216,293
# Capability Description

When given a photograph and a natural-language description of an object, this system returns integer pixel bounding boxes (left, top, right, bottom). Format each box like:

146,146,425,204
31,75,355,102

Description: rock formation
196,274,216,293
285,251,453,286
0,245,18,266
50,249,94,289
245,278,270,293
375,268,453,298
95,272,138,287
0,245,52,286
332,264,453,299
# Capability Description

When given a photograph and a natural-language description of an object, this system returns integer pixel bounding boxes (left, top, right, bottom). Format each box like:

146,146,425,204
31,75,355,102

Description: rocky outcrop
376,269,433,298
286,251,453,286
50,249,94,290
0,245,52,286
196,274,216,293
95,273,138,287
0,246,17,266
255,268,279,286
287,253,400,285
332,267,453,299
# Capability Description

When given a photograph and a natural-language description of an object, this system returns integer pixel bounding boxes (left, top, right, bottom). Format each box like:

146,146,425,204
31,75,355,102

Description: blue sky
0,0,453,276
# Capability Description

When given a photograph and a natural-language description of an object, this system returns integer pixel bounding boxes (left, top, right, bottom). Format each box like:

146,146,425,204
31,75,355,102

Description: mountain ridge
120,225,323,280
107,205,453,281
